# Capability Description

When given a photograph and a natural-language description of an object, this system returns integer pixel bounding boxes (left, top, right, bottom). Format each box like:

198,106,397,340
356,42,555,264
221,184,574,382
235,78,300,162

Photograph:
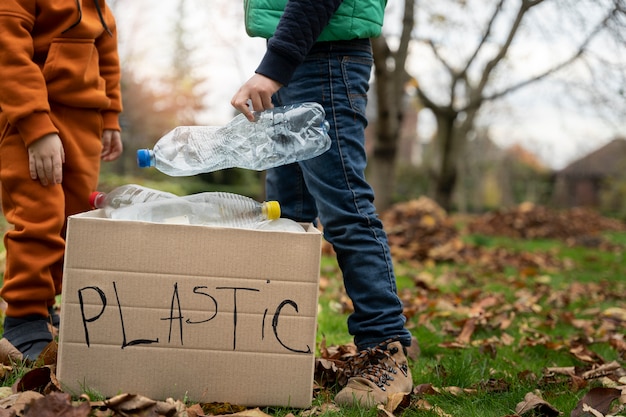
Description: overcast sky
111,0,625,170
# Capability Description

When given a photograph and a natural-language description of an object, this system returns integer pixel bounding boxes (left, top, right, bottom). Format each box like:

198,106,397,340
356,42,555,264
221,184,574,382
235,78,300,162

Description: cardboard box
57,210,322,408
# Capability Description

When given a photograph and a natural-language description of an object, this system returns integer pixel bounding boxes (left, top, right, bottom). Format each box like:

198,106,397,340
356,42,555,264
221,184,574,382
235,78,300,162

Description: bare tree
105,0,209,176
161,0,207,126
369,0,415,210
410,0,625,210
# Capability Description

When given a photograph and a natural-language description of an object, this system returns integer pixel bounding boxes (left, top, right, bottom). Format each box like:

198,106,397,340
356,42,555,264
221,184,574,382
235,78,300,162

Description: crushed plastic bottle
106,191,281,228
89,184,178,217
136,102,331,176
255,218,306,233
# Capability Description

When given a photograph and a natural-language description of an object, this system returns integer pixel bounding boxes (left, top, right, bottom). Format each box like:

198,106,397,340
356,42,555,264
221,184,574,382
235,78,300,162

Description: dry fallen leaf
14,366,55,394
0,339,22,365
581,361,623,380
0,409,13,417
106,393,156,410
384,391,410,414
406,336,421,360
22,392,90,417
0,393,20,410
603,307,626,322
37,341,58,367
0,388,13,401
376,403,395,417
571,387,623,417
412,398,453,417
300,403,341,417
104,393,179,417
7,391,43,416
0,366,13,381
413,383,437,396
185,403,206,417
212,407,273,417
515,391,560,416
570,343,605,364
455,317,477,345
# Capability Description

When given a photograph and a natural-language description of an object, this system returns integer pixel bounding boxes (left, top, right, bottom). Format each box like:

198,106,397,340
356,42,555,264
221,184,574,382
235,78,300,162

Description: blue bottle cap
136,149,153,168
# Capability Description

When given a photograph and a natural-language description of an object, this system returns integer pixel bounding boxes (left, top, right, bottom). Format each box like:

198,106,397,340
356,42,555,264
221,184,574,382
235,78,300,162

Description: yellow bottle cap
263,201,281,220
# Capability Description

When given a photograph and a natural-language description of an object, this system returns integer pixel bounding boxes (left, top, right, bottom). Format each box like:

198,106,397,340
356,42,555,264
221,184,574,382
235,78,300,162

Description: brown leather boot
335,340,413,407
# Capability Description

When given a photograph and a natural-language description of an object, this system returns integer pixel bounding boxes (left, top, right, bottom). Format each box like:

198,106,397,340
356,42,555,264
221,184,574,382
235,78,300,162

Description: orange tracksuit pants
0,103,103,318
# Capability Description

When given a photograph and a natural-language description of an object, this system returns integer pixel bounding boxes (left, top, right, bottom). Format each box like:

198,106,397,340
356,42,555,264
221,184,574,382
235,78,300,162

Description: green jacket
244,0,387,42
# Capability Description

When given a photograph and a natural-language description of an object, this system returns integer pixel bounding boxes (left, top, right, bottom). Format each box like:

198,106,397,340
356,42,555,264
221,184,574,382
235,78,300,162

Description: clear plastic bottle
89,184,179,217
255,218,306,233
136,102,332,176
107,191,281,228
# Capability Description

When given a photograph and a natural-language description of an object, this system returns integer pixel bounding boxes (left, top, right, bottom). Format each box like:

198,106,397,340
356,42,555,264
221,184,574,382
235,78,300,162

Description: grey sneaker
335,339,413,407
2,315,53,361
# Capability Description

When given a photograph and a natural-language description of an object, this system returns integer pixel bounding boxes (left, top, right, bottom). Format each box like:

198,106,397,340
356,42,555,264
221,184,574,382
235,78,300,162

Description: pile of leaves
380,197,465,263
378,198,625,265
467,202,626,244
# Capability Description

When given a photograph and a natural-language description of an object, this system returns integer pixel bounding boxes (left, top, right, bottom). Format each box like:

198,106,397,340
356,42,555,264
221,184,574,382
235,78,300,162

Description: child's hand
101,129,123,161
231,74,282,122
28,133,65,186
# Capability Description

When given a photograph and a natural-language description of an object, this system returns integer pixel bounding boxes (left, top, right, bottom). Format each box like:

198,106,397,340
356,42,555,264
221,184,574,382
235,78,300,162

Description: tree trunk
368,127,399,212
368,37,404,212
367,0,414,212
430,112,460,211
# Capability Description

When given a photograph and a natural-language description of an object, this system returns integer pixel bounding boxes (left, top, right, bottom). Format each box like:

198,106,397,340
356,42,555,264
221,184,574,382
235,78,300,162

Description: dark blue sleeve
255,0,343,86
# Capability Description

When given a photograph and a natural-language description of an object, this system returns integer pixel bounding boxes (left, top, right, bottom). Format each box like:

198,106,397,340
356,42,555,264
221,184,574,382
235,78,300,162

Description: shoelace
343,338,409,391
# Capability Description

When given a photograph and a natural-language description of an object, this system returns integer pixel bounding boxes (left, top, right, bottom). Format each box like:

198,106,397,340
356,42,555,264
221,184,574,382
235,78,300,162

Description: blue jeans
268,39,412,349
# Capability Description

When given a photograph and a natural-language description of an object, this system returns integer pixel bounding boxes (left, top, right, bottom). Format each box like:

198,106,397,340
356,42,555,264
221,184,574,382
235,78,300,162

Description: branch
398,0,415,65
479,2,621,104
474,0,545,97
416,87,456,118
460,0,506,78
421,38,455,77
393,0,415,96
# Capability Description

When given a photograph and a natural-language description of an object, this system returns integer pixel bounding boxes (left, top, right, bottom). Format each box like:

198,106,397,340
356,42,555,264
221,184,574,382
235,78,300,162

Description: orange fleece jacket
0,0,122,147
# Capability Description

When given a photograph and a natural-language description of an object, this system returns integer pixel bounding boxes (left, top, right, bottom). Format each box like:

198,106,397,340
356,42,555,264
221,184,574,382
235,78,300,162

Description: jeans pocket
341,56,373,117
